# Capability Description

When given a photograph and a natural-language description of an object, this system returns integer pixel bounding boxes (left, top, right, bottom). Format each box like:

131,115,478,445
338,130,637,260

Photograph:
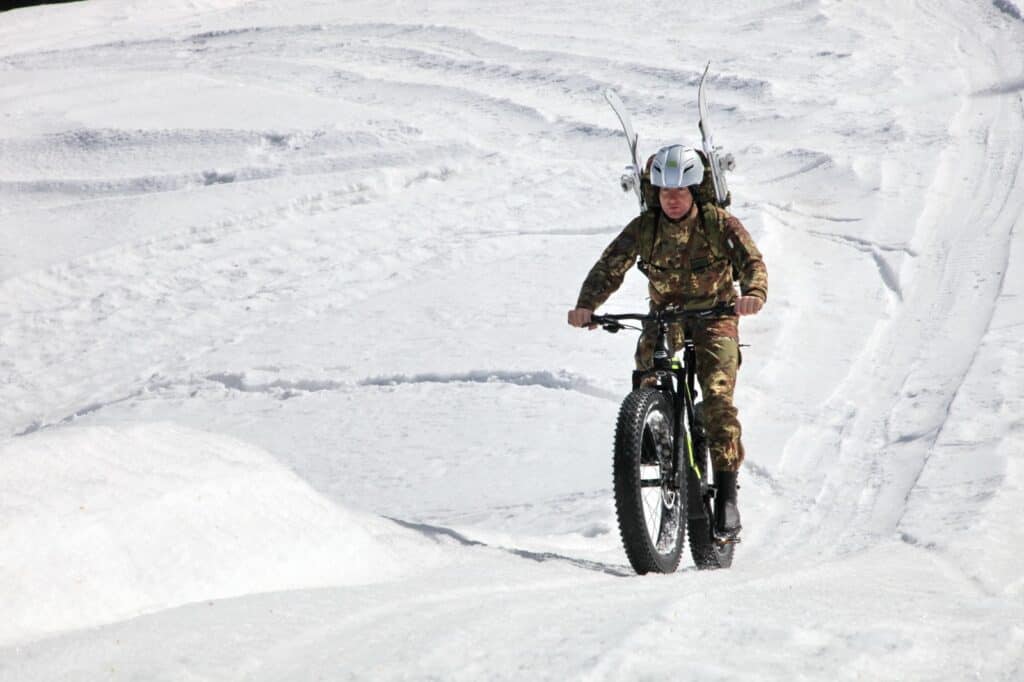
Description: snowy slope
1,0,1022,679
0,423,445,645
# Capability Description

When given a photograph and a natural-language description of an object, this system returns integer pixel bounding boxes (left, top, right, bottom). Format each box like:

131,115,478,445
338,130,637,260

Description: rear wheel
613,389,685,574
686,403,735,569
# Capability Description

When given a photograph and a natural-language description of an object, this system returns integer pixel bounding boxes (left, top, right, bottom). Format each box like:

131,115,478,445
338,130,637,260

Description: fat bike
592,304,737,574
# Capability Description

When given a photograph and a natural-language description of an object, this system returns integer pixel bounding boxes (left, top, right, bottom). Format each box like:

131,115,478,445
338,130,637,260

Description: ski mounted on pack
603,88,645,212
697,61,735,207
604,61,735,210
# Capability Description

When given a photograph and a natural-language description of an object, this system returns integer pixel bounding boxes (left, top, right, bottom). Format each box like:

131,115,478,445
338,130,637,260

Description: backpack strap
637,204,738,282
636,209,661,276
697,203,725,260
696,203,739,281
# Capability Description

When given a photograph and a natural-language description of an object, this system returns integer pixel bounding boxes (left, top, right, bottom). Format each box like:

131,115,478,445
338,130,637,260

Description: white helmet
650,145,704,189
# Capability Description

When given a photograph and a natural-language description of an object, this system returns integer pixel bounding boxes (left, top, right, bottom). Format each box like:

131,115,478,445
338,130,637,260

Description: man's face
659,187,693,220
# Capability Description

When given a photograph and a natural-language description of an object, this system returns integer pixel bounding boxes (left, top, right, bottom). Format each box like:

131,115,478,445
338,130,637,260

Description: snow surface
1,0,1022,679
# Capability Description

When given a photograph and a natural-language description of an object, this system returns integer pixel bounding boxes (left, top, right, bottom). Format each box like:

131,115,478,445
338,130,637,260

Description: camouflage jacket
576,203,768,313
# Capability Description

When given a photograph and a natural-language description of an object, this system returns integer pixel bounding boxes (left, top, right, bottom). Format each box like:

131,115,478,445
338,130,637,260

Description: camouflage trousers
634,318,745,472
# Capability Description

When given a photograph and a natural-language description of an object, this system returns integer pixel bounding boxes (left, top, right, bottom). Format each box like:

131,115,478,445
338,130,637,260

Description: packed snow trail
1,0,1022,679
756,1,1024,582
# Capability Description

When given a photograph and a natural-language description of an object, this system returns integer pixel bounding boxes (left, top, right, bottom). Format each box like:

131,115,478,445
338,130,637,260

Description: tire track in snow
761,202,911,299
768,0,1024,562
387,517,632,577
2,19,767,158
882,13,1023,542
359,370,619,401
0,143,463,204
3,21,771,102
11,367,617,438
0,163,479,436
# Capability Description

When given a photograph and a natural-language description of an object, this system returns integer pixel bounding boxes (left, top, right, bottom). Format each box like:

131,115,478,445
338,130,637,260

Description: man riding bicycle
567,144,768,542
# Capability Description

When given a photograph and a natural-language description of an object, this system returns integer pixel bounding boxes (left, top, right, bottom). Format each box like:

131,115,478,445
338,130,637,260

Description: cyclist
567,144,767,542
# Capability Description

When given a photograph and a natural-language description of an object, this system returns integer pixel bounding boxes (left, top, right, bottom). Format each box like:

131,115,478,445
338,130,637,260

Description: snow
0,423,444,646
1,0,1022,679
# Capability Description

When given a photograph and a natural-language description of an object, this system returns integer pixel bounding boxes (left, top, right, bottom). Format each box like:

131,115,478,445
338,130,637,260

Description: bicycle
591,303,737,574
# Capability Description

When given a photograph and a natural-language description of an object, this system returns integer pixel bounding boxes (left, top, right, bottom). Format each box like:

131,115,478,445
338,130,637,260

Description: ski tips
698,63,712,94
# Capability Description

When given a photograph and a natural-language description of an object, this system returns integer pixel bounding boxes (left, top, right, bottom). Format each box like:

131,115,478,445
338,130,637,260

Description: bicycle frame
594,304,733,491
641,313,701,491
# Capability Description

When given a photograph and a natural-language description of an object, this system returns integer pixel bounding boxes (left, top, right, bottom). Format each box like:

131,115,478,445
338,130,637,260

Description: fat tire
613,388,685,574
687,402,735,569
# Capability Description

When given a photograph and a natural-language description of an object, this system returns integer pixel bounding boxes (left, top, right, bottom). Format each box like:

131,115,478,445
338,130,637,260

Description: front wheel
613,389,685,574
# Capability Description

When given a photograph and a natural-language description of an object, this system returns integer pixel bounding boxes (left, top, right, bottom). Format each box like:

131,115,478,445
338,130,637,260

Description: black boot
713,470,742,542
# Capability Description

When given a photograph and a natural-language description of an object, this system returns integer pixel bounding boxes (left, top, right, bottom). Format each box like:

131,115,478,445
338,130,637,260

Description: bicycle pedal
713,533,742,545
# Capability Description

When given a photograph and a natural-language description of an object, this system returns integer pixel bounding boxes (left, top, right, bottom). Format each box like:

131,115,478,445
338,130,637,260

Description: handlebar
591,303,736,333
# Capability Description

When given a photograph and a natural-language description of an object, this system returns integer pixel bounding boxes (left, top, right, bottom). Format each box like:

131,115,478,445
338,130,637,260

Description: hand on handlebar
735,296,764,316
567,307,596,329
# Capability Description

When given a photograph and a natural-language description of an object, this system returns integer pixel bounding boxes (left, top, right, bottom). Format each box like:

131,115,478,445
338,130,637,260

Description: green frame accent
681,380,702,479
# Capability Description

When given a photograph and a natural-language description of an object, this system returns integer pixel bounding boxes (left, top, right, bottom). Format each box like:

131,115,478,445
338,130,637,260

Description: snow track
760,1,1024,578
1,0,1022,679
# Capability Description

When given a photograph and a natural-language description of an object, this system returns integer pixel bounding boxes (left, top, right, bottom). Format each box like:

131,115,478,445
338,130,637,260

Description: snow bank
0,423,440,646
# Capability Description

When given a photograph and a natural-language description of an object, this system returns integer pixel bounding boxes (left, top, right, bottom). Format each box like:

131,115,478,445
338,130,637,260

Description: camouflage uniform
575,203,767,472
